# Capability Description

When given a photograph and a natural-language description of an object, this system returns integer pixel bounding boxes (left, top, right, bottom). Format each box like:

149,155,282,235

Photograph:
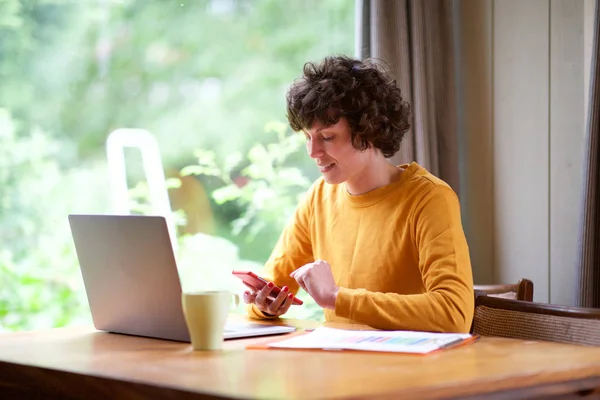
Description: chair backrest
471,293,600,346
473,278,534,301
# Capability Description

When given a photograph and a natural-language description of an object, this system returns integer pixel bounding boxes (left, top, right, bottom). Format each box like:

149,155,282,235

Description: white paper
224,323,296,339
268,327,473,354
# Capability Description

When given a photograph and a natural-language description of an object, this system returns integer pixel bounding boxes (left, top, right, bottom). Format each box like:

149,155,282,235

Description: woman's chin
322,172,345,185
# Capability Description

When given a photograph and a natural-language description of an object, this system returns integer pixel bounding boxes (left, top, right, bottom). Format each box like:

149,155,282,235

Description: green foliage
0,109,109,331
0,0,354,167
182,121,311,241
1,0,351,330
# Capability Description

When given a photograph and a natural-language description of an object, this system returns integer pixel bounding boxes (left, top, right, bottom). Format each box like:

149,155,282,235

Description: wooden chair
474,278,534,301
471,292,600,346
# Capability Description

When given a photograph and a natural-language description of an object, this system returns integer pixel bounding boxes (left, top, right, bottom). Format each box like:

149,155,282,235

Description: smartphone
231,270,303,305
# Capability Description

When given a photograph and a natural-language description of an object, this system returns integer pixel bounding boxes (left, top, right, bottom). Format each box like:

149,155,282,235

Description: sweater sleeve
247,183,316,320
334,186,474,333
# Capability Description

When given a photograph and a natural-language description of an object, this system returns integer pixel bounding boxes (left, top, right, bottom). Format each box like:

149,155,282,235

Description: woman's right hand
243,281,295,317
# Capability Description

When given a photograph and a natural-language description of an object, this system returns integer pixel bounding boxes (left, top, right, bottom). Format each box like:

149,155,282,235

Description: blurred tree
1,0,353,168
0,0,353,330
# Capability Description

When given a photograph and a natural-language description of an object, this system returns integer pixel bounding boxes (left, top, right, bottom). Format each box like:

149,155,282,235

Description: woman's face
304,118,371,185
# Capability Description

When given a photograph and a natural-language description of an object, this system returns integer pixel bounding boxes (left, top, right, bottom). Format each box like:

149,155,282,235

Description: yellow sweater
249,162,474,333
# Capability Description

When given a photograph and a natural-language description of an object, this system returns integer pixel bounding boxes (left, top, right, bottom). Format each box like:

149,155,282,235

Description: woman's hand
290,260,339,309
243,281,295,317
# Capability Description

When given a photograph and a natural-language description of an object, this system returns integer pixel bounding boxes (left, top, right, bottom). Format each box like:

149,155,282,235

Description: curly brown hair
286,55,411,158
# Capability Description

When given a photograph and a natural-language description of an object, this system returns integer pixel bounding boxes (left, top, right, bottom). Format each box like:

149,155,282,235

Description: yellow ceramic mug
181,290,240,351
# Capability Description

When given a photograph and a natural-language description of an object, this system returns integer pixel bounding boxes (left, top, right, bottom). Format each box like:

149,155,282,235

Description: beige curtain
578,0,600,308
357,0,459,191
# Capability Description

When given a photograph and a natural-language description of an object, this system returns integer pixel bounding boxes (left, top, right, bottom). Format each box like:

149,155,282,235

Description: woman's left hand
290,260,339,309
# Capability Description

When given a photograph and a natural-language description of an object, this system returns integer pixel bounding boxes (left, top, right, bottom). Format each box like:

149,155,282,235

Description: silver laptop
68,214,296,342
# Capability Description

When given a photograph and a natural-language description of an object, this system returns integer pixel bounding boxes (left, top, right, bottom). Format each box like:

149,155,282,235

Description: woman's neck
345,156,402,195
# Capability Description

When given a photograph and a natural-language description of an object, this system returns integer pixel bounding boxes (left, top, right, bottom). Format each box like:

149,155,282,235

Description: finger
299,279,308,292
267,286,290,315
255,282,276,307
293,274,307,292
243,290,257,304
290,263,309,279
278,293,295,315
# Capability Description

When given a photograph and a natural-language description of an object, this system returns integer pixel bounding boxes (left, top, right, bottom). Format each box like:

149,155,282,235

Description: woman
243,55,474,332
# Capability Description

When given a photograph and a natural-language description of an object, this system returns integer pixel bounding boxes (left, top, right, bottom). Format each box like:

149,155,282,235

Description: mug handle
231,293,240,308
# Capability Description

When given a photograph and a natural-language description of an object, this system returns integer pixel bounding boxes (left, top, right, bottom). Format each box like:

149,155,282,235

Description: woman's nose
307,139,324,158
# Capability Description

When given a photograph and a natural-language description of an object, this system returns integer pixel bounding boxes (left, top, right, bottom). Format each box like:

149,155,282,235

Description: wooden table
2,317,600,400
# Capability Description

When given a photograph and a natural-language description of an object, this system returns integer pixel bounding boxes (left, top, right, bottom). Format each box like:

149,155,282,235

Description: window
0,0,354,331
